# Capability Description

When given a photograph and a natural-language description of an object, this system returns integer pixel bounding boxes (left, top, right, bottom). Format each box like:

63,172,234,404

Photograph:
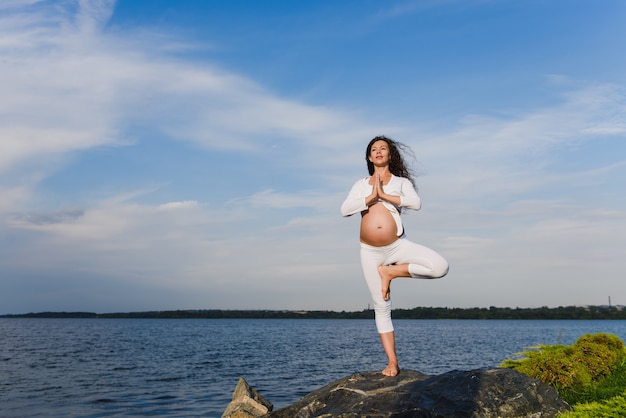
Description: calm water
1,318,625,417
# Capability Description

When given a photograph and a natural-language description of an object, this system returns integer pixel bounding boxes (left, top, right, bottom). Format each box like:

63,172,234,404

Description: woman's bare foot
382,361,399,377
378,265,393,301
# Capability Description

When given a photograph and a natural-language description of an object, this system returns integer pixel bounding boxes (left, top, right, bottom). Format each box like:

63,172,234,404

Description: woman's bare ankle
382,361,399,377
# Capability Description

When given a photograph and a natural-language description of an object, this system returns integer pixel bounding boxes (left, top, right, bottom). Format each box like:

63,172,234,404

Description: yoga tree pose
341,135,449,377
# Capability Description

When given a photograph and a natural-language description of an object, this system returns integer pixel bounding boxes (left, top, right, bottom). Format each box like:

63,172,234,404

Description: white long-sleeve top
340,175,421,236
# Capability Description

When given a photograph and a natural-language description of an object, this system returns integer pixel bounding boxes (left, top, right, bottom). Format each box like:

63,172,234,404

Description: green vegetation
559,391,626,418
2,305,626,319
501,333,626,417
392,305,626,320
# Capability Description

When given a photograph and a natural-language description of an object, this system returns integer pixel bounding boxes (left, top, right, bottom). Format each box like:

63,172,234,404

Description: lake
1,318,625,417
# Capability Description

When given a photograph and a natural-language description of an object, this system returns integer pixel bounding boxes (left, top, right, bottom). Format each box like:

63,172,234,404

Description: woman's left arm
398,179,421,211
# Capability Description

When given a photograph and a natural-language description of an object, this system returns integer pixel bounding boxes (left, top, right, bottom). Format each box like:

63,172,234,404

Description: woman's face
368,140,390,166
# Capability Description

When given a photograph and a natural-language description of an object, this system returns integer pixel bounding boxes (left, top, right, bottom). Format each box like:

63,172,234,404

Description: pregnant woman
341,135,449,377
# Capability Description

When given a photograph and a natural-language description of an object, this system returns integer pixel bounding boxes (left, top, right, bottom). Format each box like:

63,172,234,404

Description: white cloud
232,189,330,210
0,0,378,193
0,185,31,213
158,201,199,211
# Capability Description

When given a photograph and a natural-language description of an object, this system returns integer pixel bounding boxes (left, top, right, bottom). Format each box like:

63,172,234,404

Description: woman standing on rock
341,135,449,377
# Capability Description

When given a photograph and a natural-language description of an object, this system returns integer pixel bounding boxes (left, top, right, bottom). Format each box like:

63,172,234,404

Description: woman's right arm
341,180,369,217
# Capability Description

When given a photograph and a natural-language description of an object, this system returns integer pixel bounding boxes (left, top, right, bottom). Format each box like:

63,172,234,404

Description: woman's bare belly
360,202,398,247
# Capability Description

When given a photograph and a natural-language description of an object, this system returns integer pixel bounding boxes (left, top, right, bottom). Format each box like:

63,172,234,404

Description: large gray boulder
266,368,571,417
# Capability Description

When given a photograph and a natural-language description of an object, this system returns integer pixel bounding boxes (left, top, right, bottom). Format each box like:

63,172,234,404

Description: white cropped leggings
360,236,449,334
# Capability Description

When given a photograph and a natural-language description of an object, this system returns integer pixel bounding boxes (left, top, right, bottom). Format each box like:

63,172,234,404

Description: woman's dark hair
366,135,416,187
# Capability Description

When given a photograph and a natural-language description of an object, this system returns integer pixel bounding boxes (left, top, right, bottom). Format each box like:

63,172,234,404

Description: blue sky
1,0,625,314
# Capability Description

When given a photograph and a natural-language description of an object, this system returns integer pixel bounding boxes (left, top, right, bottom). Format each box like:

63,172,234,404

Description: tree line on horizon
2,305,625,320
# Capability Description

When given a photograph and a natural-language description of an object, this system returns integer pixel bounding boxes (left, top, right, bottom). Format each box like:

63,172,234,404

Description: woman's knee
433,260,449,278
422,252,449,278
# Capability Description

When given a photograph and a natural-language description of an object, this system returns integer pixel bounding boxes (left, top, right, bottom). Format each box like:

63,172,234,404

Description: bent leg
401,238,449,278
379,238,449,299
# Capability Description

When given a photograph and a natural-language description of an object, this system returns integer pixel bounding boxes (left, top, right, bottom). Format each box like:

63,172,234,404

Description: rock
222,377,273,418
265,368,571,418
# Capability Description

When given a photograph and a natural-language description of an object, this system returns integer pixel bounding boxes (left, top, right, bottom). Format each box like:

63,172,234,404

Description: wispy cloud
0,0,376,192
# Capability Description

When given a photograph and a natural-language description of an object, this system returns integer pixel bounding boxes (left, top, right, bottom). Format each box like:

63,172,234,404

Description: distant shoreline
2,305,625,320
